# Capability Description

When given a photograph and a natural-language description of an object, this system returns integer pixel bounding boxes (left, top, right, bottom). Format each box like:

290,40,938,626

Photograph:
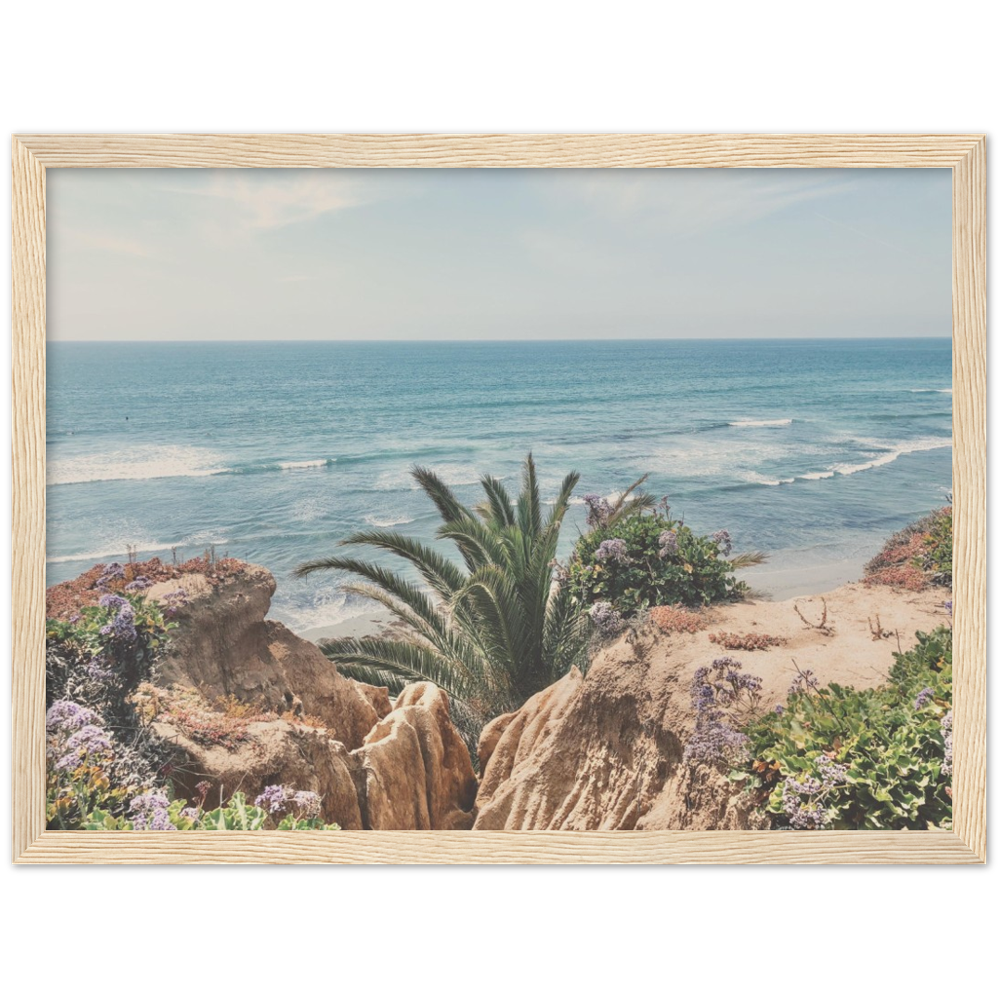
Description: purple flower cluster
86,657,115,682
941,710,953,776
913,686,935,710
712,529,733,557
56,724,113,770
684,657,763,765
292,790,321,819
594,538,628,564
816,758,848,786
254,785,322,819
98,593,138,644
125,575,152,592
130,790,176,831
657,530,678,558
160,588,189,617
95,562,125,591
589,601,624,638
46,699,100,735
781,776,829,830
788,667,820,697
255,785,290,815
582,494,614,529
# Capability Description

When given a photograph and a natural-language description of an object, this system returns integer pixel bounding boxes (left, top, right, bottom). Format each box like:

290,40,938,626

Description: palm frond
730,550,767,569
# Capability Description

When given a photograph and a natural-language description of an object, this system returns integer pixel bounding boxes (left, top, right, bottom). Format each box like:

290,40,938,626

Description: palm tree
295,454,589,742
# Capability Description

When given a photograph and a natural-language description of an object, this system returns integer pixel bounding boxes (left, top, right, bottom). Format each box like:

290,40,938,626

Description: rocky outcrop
139,562,477,829
155,682,477,830
473,582,950,831
153,566,380,751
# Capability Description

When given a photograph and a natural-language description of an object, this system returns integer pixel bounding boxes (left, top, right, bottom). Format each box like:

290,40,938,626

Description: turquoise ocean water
46,339,952,633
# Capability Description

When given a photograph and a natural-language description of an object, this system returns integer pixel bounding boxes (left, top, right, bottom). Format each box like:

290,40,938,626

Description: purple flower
180,807,199,822
55,723,113,769
781,777,830,830
292,790,321,819
941,711,953,776
46,700,100,734
788,668,819,697
582,494,614,529
95,562,125,591
255,785,291,815
712,530,733,557
684,656,763,765
774,704,785,715
589,601,624,638
594,538,628,564
130,789,176,830
658,530,678,557
86,657,115,682
913,686,934,710
99,596,138,644
816,758,848,786
125,576,152,592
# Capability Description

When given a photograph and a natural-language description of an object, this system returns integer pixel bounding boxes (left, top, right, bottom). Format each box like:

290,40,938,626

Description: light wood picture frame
11,133,986,864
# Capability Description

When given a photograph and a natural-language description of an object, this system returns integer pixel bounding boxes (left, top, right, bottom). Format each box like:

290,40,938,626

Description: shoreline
292,552,872,644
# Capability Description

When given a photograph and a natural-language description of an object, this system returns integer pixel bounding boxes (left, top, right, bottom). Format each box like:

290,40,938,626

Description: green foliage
47,761,129,830
566,510,745,617
297,454,590,741
47,593,173,702
922,508,953,585
78,792,341,831
742,627,953,830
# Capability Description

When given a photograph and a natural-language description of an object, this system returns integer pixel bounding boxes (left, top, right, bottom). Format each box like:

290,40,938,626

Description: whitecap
741,472,795,487
728,418,793,428
798,470,836,481
278,458,332,471
47,446,228,486
363,514,415,527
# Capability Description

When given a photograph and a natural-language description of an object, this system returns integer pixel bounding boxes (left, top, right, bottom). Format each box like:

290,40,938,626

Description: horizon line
48,335,954,345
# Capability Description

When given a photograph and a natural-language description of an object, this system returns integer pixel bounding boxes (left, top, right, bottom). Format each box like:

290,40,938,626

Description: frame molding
11,133,987,864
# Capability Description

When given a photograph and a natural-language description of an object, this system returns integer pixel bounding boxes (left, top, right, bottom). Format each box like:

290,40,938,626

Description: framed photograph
12,133,985,864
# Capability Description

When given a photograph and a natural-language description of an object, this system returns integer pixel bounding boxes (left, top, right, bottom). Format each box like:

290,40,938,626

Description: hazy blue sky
47,168,952,341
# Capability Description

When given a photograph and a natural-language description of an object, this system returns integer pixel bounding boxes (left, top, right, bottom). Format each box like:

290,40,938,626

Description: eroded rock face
155,565,380,751
143,563,477,830
156,682,477,831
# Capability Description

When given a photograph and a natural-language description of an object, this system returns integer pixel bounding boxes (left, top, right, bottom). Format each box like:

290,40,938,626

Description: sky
46,168,953,341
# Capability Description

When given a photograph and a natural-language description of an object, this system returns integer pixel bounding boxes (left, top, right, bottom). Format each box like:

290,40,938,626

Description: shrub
864,507,952,591
566,506,746,617
740,627,953,830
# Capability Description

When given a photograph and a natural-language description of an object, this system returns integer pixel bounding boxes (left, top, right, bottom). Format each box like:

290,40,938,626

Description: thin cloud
561,170,859,235
154,171,373,231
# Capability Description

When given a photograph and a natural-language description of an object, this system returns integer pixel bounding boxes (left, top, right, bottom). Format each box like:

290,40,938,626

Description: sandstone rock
155,681,477,831
356,684,478,830
154,565,383,750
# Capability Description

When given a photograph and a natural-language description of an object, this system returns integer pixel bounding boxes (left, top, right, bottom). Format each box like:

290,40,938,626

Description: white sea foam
799,470,836,481
741,472,795,486
47,543,170,564
910,388,952,394
729,418,793,428
278,458,332,470
831,436,952,477
363,514,415,527
47,446,228,486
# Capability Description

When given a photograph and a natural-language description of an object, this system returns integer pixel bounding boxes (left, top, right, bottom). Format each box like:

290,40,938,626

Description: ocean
45,338,953,634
